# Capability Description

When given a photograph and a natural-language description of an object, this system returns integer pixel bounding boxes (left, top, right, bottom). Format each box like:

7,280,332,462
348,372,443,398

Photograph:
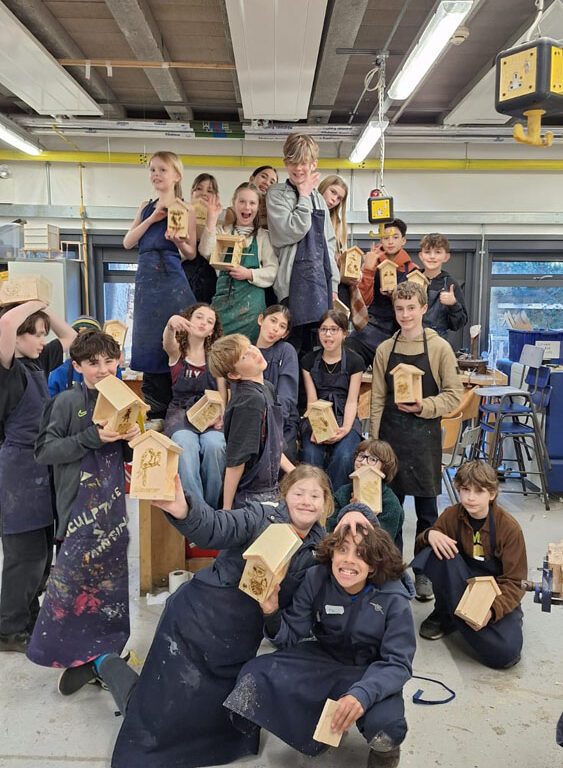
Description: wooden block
103,318,128,348
93,375,149,434
547,541,563,596
406,269,430,288
339,246,363,281
23,223,59,251
210,233,246,270
139,499,186,594
186,389,225,432
377,258,398,292
455,576,502,628
349,465,385,513
192,199,208,239
304,399,339,443
0,274,52,306
166,198,189,239
332,296,350,319
313,699,342,747
239,523,302,604
129,429,183,501
389,363,424,404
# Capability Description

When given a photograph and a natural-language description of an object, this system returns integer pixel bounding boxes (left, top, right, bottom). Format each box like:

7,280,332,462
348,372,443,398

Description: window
103,259,137,363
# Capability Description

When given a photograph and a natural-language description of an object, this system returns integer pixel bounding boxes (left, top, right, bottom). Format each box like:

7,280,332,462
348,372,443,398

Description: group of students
0,131,530,768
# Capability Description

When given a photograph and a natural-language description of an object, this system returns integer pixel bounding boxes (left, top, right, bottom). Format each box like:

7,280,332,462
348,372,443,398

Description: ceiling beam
2,0,125,118
309,0,369,123
104,0,192,121
218,0,244,121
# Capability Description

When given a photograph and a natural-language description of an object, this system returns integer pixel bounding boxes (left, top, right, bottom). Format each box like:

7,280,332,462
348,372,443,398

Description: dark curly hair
316,525,405,587
176,302,223,359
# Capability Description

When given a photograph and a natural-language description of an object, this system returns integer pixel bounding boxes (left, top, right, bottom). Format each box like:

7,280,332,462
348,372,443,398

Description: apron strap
384,331,402,375
411,675,456,705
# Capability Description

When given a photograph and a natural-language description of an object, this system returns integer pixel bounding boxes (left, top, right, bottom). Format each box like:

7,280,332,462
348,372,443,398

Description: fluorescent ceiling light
388,1,474,101
0,115,42,156
349,120,389,163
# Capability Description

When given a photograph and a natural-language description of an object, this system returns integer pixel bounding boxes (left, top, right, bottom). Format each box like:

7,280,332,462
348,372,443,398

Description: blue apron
163,359,218,438
131,200,196,374
261,342,299,443
302,347,361,437
288,188,333,327
26,384,129,668
0,365,53,535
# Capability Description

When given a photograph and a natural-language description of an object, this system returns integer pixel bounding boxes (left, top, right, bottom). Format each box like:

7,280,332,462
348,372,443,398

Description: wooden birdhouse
313,699,342,747
377,258,398,292
406,269,430,288
92,375,149,434
128,430,183,501
0,274,52,307
547,541,563,596
332,296,350,320
304,399,339,443
349,465,385,513
192,199,208,239
389,363,424,404
454,576,502,628
103,319,128,349
186,389,225,432
210,233,246,270
339,245,363,281
166,198,188,239
239,523,302,604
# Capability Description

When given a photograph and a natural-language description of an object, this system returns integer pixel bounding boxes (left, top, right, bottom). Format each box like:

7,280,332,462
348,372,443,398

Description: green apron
211,233,265,343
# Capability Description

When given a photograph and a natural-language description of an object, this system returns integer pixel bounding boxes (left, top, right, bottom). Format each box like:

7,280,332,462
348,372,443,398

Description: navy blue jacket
261,340,299,443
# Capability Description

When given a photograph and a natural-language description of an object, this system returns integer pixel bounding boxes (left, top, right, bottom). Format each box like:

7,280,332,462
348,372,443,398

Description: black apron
304,348,361,437
163,359,218,438
379,330,441,497
0,365,53,535
424,275,450,339
26,383,129,668
288,189,333,327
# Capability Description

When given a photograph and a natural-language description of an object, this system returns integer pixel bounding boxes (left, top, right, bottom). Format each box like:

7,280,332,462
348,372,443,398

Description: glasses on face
319,326,341,336
355,453,380,465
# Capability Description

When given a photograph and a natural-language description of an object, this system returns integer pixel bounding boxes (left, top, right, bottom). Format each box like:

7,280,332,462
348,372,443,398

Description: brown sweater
414,501,527,622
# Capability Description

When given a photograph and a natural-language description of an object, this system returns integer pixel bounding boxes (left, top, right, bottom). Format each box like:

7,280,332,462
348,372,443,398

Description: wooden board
455,576,501,628
313,699,342,747
138,500,186,594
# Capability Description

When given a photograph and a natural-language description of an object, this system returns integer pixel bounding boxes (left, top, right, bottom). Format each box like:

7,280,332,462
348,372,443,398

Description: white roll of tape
169,569,193,593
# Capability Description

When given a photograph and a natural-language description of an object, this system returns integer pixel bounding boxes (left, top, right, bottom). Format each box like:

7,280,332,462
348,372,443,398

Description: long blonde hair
149,151,183,198
319,174,348,250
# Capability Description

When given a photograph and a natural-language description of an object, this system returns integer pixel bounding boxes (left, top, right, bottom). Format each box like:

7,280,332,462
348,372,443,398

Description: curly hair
316,525,405,587
175,303,223,359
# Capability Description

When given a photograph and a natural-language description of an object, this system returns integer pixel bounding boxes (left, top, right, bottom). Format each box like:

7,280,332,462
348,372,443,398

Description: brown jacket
415,501,527,622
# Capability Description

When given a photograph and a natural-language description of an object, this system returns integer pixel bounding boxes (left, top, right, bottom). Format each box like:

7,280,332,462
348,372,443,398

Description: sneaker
420,608,455,640
58,662,98,696
367,746,401,767
0,631,30,653
414,573,434,601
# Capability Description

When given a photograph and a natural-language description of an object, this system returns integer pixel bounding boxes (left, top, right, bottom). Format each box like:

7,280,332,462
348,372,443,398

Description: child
124,151,197,418
208,333,291,508
224,525,416,768
0,300,75,652
163,302,226,507
267,134,338,354
418,233,468,341
224,166,279,230
411,460,526,669
301,309,364,490
200,182,278,343
256,305,300,463
182,173,220,303
110,465,376,768
319,174,348,252
28,330,140,690
370,282,462,599
346,219,416,368
327,439,404,545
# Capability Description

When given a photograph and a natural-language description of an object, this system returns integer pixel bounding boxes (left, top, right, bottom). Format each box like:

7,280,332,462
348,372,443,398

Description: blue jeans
300,429,361,491
171,429,226,508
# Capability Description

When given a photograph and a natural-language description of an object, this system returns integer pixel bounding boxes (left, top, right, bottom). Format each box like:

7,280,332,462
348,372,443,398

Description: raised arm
123,201,162,249
266,185,313,248
0,300,46,369
44,307,76,353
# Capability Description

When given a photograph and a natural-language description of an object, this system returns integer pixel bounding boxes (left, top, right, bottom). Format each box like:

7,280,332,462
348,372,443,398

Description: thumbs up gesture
440,283,457,306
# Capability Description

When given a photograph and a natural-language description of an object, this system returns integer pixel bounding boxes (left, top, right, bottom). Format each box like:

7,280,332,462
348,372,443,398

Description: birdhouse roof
202,389,224,404
332,298,350,318
389,363,425,377
304,399,334,417
129,428,183,453
406,269,430,286
377,259,398,271
216,233,246,245
167,198,186,210
103,318,128,333
95,375,149,411
243,523,302,571
343,245,364,258
350,464,386,481
469,576,502,596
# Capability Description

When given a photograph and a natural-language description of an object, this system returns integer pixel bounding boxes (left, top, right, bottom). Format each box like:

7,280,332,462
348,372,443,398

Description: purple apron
27,384,129,668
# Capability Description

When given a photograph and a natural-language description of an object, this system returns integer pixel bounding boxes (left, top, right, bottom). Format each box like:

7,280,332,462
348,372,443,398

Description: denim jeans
171,429,226,508
300,429,361,491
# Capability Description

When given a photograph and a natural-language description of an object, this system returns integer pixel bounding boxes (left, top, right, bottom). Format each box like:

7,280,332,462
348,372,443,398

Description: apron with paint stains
27,384,129,668
163,359,219,437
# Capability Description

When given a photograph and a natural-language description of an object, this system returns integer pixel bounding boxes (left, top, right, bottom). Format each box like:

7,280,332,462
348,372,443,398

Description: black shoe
58,662,98,696
0,631,30,653
502,654,521,669
367,746,400,767
414,574,434,601
419,609,455,640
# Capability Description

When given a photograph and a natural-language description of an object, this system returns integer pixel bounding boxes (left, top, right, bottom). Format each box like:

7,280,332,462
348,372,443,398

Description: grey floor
1,485,562,768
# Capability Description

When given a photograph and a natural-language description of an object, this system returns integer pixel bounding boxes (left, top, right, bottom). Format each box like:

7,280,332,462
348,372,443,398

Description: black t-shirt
0,339,63,425
301,347,365,377
224,380,276,469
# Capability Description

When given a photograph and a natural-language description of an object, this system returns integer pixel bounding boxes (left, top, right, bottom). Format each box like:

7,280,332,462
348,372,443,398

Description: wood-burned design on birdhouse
304,400,339,443
332,296,350,320
166,199,188,239
128,430,183,501
339,246,363,281
377,259,398,292
0,274,52,306
389,363,424,405
186,389,224,432
547,541,563,596
239,523,302,604
92,375,149,434
313,699,342,747
349,465,385,513
210,234,246,270
406,269,430,288
103,319,128,349
454,576,502,628
192,199,208,239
